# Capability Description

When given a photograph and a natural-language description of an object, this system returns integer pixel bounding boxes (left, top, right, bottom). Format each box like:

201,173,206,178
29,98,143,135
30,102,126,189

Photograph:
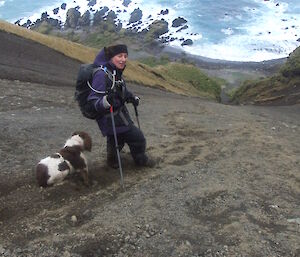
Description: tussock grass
0,20,98,63
232,46,300,104
0,20,222,100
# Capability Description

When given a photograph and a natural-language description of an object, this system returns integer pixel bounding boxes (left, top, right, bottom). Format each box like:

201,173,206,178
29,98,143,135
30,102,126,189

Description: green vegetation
158,63,222,100
34,21,53,35
280,46,300,77
138,55,170,67
232,47,300,105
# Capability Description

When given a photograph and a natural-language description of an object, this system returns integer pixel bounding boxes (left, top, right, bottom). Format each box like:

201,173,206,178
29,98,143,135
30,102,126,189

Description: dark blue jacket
87,49,134,136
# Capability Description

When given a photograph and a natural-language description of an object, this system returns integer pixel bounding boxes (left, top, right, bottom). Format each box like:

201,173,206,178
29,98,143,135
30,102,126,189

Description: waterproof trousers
106,125,148,166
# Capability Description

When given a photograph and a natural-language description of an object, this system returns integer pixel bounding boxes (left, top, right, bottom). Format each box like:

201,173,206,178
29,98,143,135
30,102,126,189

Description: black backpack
75,63,112,119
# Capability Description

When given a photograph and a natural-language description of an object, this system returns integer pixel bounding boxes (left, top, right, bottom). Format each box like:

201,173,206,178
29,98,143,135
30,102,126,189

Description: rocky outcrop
148,19,169,38
53,8,59,15
41,12,49,20
160,9,169,15
78,11,91,27
129,8,143,24
172,17,187,27
61,3,67,10
87,0,97,7
181,39,193,46
122,0,131,7
93,7,109,26
106,10,117,20
65,8,81,28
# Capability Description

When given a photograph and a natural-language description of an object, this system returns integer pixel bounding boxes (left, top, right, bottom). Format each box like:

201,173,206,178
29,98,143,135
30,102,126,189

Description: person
87,44,155,168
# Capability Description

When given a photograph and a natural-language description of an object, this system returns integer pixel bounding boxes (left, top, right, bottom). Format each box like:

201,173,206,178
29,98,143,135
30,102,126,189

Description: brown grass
0,20,220,99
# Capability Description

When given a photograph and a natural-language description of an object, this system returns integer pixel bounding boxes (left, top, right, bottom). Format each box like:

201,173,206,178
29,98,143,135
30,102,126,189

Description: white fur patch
39,155,69,185
64,135,83,148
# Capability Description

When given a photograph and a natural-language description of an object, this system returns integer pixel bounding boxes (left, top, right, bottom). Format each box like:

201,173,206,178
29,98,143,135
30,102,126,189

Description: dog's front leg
80,169,89,186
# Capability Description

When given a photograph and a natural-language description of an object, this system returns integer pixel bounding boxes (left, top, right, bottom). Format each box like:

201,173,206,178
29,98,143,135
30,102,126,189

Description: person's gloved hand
106,91,115,106
103,91,120,109
126,96,140,107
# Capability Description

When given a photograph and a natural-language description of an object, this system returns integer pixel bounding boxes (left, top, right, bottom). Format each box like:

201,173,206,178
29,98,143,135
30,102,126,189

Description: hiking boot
107,158,119,169
143,157,156,168
135,155,156,168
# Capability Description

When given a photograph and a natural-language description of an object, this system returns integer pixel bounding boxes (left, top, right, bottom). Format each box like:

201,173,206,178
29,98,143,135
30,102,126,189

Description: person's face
111,53,128,70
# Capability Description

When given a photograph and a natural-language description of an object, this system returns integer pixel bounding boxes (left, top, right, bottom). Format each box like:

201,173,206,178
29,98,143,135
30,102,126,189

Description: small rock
63,250,71,257
287,218,300,225
0,245,5,254
71,215,77,223
185,240,192,247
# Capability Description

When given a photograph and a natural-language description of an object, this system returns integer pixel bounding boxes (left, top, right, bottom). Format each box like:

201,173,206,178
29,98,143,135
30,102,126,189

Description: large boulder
61,3,67,10
65,8,81,28
129,8,142,24
87,0,97,7
181,39,193,46
106,10,117,20
53,7,59,15
160,9,169,15
172,17,187,27
41,12,49,20
78,10,91,27
148,19,169,38
93,7,109,26
122,0,131,7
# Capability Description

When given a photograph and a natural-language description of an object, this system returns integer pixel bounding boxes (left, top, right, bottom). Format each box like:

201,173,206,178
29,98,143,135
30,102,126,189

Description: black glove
106,91,115,106
104,91,119,108
126,96,140,107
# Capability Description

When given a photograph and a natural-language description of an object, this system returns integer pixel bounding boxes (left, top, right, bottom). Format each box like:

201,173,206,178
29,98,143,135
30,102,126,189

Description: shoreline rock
16,4,193,53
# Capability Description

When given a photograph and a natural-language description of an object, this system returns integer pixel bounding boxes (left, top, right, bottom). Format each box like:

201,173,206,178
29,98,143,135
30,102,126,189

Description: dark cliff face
0,30,81,87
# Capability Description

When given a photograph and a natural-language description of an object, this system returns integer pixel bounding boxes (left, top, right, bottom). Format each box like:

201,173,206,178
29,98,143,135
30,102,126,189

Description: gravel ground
0,29,299,257
0,79,299,257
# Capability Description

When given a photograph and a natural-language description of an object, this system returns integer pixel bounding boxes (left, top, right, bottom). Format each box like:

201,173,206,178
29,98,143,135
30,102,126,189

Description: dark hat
105,44,128,60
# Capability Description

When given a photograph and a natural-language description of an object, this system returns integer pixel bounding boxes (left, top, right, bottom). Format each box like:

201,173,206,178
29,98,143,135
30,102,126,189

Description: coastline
160,45,286,73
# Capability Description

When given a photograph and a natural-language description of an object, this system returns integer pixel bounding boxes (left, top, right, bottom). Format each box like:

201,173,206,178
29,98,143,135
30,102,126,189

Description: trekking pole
133,104,141,130
110,105,125,190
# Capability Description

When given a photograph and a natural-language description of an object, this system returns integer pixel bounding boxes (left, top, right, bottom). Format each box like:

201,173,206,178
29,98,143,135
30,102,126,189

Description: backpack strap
86,65,116,94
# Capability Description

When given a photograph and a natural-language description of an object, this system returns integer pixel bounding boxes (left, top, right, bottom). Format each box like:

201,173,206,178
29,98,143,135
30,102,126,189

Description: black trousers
107,125,148,165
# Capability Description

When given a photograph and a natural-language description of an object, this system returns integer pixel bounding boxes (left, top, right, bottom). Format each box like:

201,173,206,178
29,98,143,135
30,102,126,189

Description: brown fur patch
59,146,86,170
36,163,50,187
72,131,92,151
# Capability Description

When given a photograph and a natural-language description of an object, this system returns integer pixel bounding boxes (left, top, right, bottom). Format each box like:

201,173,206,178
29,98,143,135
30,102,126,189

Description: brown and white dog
36,131,92,187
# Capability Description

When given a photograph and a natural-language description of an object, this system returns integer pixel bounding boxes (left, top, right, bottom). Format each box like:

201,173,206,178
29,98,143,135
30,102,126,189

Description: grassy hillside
0,20,221,100
232,47,300,105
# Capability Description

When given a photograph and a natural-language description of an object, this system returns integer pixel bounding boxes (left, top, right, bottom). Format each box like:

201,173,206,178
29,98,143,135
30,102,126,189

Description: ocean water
1,0,300,62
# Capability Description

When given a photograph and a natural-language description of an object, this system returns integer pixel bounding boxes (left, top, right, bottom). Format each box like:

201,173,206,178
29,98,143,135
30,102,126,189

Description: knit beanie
105,44,128,60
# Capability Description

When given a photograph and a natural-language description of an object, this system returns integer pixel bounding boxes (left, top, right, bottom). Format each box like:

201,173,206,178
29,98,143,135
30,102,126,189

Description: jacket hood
93,48,108,66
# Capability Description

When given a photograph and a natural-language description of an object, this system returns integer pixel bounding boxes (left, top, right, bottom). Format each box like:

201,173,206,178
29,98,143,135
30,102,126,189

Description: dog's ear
72,131,79,136
71,131,92,151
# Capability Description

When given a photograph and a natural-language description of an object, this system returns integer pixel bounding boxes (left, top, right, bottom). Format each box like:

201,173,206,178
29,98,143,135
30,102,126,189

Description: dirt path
0,78,299,257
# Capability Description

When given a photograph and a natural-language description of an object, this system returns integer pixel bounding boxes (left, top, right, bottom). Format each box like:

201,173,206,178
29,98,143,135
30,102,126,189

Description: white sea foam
14,0,300,62
174,0,300,61
0,1,6,8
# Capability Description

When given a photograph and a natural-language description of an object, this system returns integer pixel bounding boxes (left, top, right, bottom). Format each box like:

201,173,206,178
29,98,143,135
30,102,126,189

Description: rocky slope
0,23,299,257
232,46,300,105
